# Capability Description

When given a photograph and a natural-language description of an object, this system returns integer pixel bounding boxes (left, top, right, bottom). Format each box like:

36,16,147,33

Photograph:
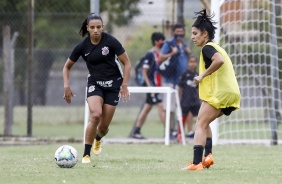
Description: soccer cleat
93,139,102,156
202,153,214,169
177,134,183,142
131,133,146,139
81,155,91,164
185,131,195,138
181,162,204,171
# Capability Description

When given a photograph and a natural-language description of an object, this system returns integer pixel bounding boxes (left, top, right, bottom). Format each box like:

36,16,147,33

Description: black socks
96,134,102,141
204,138,212,157
193,145,204,164
83,144,92,157
192,138,213,164
133,127,141,134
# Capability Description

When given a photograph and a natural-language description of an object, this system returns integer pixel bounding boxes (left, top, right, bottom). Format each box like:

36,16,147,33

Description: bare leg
186,112,194,133
206,125,212,138
194,102,221,146
192,101,221,165
96,103,117,137
135,103,152,128
157,102,165,125
85,96,103,145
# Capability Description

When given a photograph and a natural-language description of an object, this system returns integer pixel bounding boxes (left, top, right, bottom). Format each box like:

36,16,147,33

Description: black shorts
181,104,200,116
87,77,122,106
222,107,236,116
145,93,162,105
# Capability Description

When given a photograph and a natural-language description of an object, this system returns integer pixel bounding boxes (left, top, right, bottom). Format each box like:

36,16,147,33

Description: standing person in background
181,9,240,171
63,13,131,164
159,23,191,138
131,32,166,139
177,55,201,141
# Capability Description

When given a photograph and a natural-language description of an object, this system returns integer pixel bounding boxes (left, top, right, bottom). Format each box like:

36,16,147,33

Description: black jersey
69,32,125,81
202,42,218,69
142,50,157,86
178,70,200,107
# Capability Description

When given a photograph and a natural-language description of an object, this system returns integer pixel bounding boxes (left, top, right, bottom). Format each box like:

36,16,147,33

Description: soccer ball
54,145,78,168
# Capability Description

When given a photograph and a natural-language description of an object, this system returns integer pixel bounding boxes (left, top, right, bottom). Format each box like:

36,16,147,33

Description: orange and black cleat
181,162,204,171
202,153,214,169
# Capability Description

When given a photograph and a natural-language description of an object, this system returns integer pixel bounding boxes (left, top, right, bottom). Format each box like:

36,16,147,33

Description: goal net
217,0,282,144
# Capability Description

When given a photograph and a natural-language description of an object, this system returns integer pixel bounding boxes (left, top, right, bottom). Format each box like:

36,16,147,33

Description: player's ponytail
79,18,88,37
192,9,217,40
79,13,104,37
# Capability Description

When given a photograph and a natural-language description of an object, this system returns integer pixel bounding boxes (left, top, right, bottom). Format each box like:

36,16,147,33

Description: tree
0,0,141,105
100,0,141,33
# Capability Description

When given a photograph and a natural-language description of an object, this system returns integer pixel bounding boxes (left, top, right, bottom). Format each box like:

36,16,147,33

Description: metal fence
0,0,201,137
1,0,281,142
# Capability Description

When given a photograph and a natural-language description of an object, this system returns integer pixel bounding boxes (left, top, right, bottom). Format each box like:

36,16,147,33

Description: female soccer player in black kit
63,13,131,164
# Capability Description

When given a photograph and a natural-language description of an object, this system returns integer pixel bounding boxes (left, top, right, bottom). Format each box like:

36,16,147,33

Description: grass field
0,106,282,183
0,143,282,184
0,106,281,141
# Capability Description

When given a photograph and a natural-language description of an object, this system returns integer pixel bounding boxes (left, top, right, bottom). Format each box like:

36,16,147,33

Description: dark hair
79,13,103,37
151,32,165,46
172,23,185,31
192,9,217,40
189,55,198,62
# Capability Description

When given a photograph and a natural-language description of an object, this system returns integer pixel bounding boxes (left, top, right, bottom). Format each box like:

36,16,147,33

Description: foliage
0,0,141,104
124,23,159,65
101,0,141,33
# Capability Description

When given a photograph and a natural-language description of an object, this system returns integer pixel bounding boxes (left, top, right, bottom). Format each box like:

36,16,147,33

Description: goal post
217,0,282,145
83,86,186,146
209,0,222,146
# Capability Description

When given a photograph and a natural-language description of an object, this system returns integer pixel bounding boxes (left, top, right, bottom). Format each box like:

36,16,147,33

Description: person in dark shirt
177,56,201,141
63,13,131,164
131,32,166,139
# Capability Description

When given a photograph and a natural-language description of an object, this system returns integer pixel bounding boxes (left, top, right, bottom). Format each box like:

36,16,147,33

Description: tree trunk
3,26,18,136
33,50,54,105
176,0,184,24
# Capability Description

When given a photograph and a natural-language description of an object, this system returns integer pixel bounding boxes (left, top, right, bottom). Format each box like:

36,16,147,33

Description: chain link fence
5,0,280,143
0,0,201,138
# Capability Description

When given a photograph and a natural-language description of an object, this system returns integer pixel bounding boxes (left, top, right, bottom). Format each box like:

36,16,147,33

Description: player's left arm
118,52,131,102
194,52,224,84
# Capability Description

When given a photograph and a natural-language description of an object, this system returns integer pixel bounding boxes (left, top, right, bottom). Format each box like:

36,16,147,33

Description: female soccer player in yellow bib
181,10,241,171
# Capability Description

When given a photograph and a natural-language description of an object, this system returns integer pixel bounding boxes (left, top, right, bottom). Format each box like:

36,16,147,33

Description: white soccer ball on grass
54,145,78,168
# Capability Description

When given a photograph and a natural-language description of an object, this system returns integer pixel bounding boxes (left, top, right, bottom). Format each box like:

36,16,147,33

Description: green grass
0,106,281,140
0,144,282,184
0,106,165,139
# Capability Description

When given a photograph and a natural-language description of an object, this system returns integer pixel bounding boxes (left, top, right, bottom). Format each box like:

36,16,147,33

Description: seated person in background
177,55,201,141
131,32,166,139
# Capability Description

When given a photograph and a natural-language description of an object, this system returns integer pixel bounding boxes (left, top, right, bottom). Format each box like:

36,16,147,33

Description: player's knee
195,120,209,130
90,111,101,123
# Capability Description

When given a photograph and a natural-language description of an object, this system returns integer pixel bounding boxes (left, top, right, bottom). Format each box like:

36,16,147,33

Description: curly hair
192,9,217,40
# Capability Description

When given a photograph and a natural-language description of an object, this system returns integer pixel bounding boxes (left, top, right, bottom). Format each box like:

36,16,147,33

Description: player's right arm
63,42,82,104
63,59,75,104
142,67,151,87
159,42,178,62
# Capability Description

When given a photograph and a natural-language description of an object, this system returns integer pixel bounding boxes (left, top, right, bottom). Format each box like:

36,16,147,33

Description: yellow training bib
199,42,241,109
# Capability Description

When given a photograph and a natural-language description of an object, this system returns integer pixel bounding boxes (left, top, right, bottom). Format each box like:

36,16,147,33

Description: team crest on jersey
102,46,109,56
88,85,95,93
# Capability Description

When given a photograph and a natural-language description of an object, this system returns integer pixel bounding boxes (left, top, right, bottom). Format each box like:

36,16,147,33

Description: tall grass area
0,106,281,141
